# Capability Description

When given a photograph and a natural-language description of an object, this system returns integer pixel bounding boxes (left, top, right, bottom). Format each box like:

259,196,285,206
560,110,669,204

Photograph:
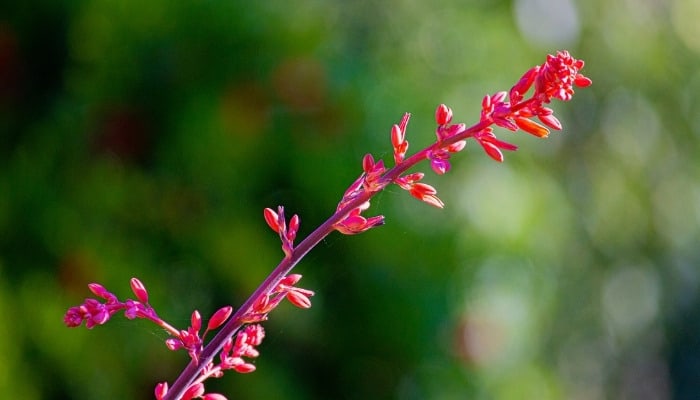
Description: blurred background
1,0,699,399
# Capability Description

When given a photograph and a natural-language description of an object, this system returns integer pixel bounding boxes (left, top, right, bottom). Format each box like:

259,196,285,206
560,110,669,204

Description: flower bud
130,278,149,303
435,104,453,125
207,306,233,331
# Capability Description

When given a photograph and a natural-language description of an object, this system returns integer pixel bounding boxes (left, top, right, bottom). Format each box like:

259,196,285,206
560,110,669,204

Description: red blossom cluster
65,51,589,400
263,206,300,258
155,325,266,400
243,273,315,322
328,50,591,218
476,50,592,161
65,273,313,400
64,278,160,328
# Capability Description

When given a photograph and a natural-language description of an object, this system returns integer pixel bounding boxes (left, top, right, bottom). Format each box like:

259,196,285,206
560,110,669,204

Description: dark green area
1,0,699,399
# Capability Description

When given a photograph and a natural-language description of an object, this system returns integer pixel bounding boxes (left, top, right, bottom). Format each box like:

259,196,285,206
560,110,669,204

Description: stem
163,117,491,400
163,193,372,399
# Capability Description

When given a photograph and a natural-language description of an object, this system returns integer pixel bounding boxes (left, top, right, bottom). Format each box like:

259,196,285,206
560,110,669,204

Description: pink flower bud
202,394,229,400
191,310,202,332
286,290,312,309
492,91,508,103
252,293,270,313
408,182,445,208
130,278,149,303
390,124,404,147
154,382,168,400
482,94,492,109
182,383,204,400
510,66,538,102
430,158,450,175
435,104,453,125
537,113,562,130
207,306,233,331
287,214,300,242
515,117,549,138
398,112,411,133
263,208,280,233
362,153,375,173
88,283,111,299
575,74,592,88
480,141,505,162
233,363,256,373
165,338,183,351
280,274,303,286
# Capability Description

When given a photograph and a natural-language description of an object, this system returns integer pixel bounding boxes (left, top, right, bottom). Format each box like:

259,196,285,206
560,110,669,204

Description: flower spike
64,51,589,400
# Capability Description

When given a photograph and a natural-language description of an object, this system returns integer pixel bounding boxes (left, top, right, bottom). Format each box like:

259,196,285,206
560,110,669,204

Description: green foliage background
1,0,699,399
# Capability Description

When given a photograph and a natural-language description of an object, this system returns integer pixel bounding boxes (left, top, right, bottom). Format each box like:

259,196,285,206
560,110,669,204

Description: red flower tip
515,117,549,138
535,50,591,102
538,113,562,130
409,182,445,208
481,141,505,162
154,382,168,400
233,363,256,373
286,290,313,308
88,283,111,299
191,310,202,332
361,154,387,192
334,213,385,235
263,207,280,233
63,307,84,327
362,153,375,173
435,104,453,125
165,338,182,351
392,114,411,164
510,66,539,103
287,214,300,242
280,274,303,286
130,278,149,304
203,394,229,400
182,383,205,400
474,128,518,162
207,306,233,331
575,74,592,88
430,158,450,175
390,124,404,147
398,112,411,133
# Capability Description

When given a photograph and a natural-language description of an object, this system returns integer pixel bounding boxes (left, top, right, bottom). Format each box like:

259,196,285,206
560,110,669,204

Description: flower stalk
64,50,590,400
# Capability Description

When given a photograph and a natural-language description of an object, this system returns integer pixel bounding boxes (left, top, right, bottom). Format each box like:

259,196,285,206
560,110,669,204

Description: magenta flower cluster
65,50,590,400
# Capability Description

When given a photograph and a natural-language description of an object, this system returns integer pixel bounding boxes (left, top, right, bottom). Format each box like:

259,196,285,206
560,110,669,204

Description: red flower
535,50,591,103
473,128,518,162
514,117,549,138
333,201,385,234
391,113,411,164
263,206,300,257
394,172,445,208
362,153,387,192
207,306,233,331
130,278,149,303
435,103,453,126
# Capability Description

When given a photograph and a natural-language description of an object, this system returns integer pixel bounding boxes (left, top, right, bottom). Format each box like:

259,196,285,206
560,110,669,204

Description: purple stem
162,118,489,400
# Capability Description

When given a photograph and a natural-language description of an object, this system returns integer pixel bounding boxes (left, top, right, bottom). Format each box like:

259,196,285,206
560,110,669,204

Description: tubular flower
333,201,385,234
394,172,445,208
534,50,592,103
263,206,300,258
219,324,265,374
362,153,387,192
473,127,518,162
391,113,411,164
